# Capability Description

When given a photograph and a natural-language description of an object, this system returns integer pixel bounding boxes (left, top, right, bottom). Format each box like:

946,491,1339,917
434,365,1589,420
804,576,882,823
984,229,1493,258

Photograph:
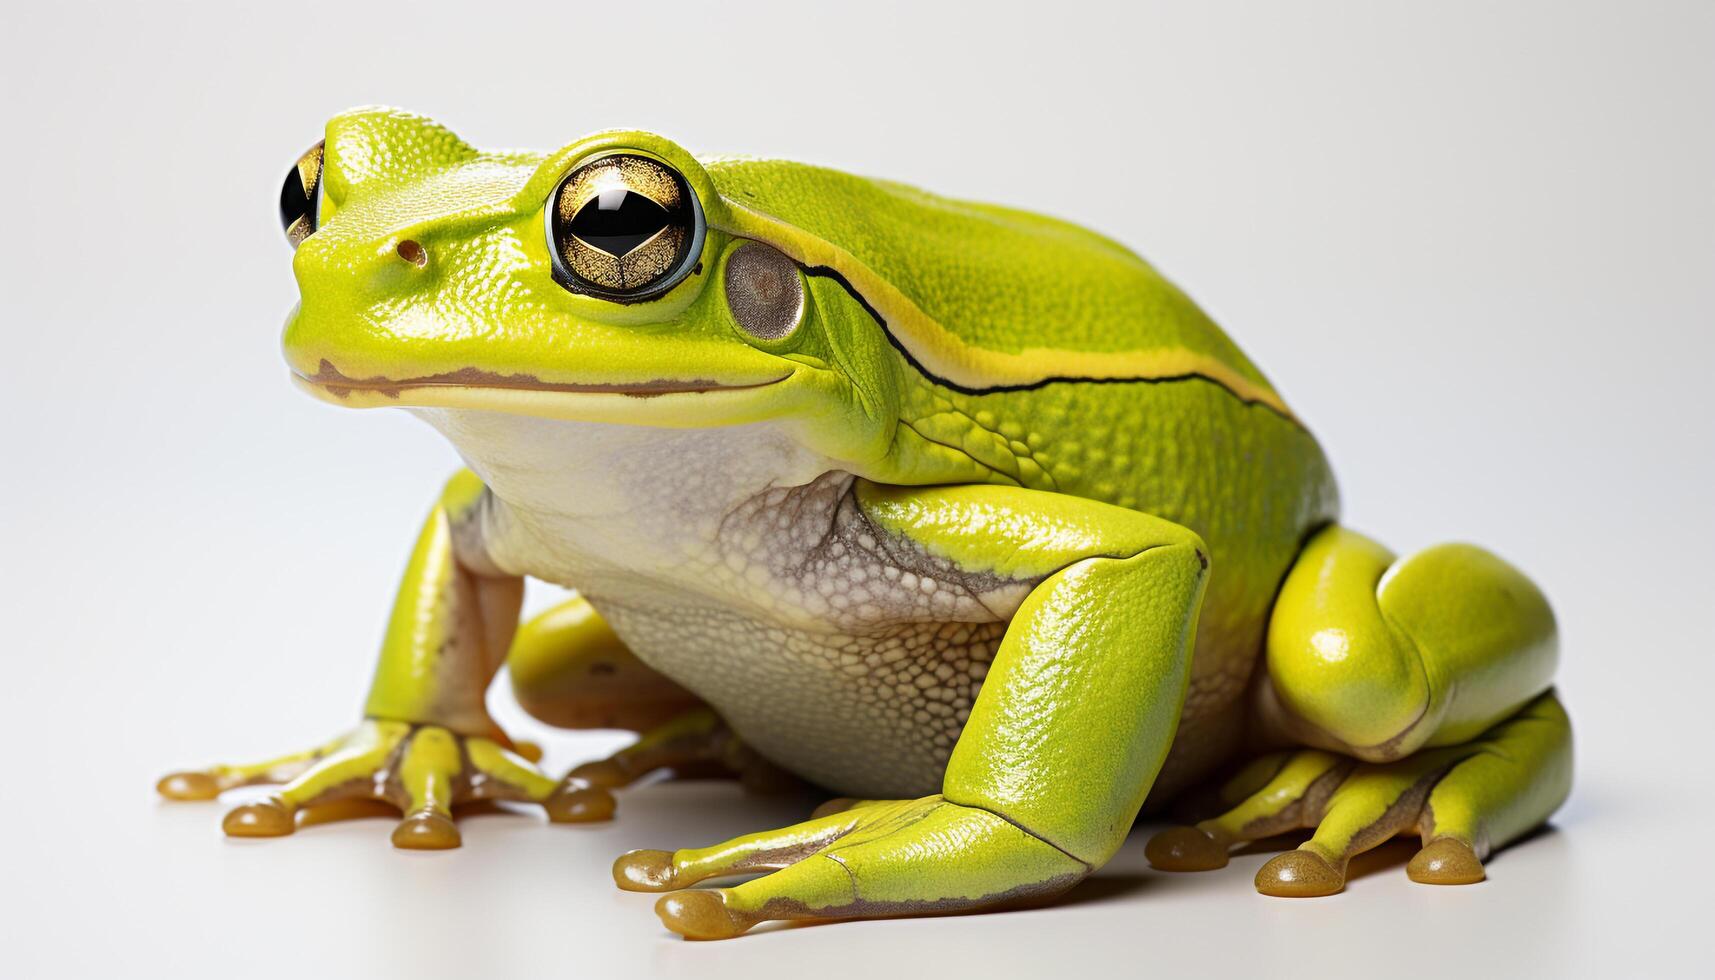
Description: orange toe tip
158,771,222,801
1408,837,1486,885
810,797,858,819
613,849,679,891
512,741,545,764
1145,825,1230,871
1256,848,1345,897
567,760,629,789
545,779,617,823
391,811,462,850
656,890,753,940
222,799,295,838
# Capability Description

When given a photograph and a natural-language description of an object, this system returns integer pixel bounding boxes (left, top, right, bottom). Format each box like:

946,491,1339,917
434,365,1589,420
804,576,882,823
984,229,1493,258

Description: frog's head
282,107,902,467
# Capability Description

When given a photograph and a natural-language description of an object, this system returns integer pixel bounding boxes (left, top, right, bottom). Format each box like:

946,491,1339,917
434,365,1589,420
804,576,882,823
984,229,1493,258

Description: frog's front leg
615,481,1209,938
157,471,611,848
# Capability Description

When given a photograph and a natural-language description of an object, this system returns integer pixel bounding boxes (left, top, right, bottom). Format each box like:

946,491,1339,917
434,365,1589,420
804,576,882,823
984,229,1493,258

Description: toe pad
158,771,222,801
614,849,679,891
1256,848,1345,897
1408,837,1486,885
545,778,617,823
222,799,295,838
1145,826,1230,871
656,890,753,940
391,811,461,850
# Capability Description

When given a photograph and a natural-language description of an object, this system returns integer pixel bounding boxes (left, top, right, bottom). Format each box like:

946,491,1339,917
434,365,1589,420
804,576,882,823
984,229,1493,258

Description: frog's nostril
396,239,428,267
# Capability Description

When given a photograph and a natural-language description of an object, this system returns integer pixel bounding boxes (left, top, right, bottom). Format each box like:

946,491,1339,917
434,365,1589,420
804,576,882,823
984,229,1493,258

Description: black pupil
279,165,313,234
571,190,668,255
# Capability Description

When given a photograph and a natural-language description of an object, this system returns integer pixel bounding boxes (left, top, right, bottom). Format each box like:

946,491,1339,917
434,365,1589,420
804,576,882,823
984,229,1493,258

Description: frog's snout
289,226,433,305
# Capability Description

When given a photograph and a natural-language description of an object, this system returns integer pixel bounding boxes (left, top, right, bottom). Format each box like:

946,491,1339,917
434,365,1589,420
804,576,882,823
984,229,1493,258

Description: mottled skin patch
588,472,1026,797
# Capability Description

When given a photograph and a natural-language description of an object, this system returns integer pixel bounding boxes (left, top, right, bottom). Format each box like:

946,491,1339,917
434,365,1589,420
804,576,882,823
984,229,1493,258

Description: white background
2,1,1711,977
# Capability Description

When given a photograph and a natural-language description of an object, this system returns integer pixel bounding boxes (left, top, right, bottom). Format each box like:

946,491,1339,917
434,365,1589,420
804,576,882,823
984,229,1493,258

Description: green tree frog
160,108,1570,939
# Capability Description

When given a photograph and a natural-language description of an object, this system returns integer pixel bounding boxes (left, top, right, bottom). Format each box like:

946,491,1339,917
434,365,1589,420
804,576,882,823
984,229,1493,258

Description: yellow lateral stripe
717,201,1294,420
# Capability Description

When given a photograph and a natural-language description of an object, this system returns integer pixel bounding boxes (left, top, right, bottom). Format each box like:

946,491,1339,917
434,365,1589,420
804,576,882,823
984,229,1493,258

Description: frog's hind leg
1403,690,1573,885
1255,690,1571,895
1148,692,1571,894
1152,523,1570,892
1259,524,1560,764
509,596,794,791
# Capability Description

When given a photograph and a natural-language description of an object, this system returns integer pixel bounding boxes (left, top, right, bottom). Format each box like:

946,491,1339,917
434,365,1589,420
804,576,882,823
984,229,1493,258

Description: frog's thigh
1264,525,1559,760
511,598,782,789
508,596,703,733
623,482,1210,938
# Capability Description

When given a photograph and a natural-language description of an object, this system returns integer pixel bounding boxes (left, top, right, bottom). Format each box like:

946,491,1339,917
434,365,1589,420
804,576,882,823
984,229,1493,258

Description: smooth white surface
2,2,1711,977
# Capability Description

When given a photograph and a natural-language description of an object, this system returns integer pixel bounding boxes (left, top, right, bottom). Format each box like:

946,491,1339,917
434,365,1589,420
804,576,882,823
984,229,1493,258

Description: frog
159,107,1572,940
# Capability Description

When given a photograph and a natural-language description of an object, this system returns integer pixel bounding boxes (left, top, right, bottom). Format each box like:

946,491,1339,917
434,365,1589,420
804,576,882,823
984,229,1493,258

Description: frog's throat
290,359,794,427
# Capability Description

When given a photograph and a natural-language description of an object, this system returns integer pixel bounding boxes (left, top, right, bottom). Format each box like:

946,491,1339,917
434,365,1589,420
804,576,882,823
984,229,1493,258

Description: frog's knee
1265,528,1431,756
1265,527,1557,761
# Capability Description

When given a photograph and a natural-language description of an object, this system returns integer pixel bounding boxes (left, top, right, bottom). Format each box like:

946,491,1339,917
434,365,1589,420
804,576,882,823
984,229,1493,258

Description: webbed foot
567,706,800,794
159,720,613,848
1147,690,1571,895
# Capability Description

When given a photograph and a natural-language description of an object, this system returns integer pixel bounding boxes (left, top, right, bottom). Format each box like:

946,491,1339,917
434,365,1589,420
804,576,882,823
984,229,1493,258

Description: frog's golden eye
546,154,704,302
279,140,325,249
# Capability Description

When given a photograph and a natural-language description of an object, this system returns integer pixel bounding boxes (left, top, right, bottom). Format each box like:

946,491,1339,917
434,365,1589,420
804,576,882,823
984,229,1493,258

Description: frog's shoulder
701,156,1286,416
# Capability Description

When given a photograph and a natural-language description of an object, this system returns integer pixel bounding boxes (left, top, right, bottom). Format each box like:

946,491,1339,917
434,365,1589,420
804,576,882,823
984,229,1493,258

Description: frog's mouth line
295,359,790,400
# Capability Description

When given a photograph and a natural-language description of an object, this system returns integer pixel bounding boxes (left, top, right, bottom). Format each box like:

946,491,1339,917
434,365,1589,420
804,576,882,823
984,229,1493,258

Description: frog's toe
158,737,339,802
157,771,223,801
566,707,731,791
391,810,462,850
543,777,617,823
1144,825,1231,871
1147,749,1349,874
565,706,805,796
1255,846,1345,897
621,796,1087,938
1156,691,1570,897
221,798,296,838
656,890,755,941
1407,836,1486,885
613,804,860,893
613,849,680,891
182,719,608,846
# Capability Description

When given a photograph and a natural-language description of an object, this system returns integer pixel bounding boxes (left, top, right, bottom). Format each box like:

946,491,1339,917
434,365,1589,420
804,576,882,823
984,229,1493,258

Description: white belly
411,406,1033,795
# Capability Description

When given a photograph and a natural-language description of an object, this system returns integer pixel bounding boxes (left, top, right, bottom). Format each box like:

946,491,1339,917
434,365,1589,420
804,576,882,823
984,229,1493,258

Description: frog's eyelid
511,135,684,210
513,146,600,210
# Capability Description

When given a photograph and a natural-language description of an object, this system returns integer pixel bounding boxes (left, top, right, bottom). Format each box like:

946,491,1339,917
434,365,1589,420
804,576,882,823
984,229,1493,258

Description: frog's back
706,156,1340,792
703,156,1286,414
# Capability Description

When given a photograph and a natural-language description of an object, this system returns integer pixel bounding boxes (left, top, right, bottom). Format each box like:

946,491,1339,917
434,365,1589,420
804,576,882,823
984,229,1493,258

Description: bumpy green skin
160,108,1571,937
